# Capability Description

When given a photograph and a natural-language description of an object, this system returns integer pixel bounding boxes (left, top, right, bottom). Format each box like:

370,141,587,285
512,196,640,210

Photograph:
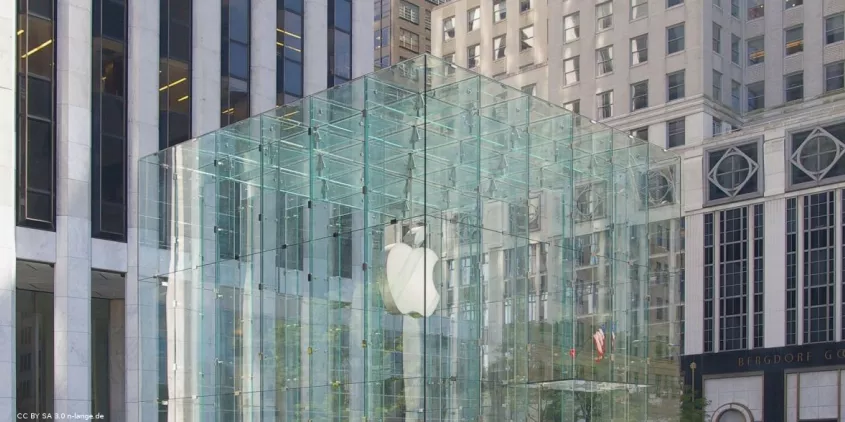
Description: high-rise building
432,0,845,420
373,0,447,68
1,0,373,419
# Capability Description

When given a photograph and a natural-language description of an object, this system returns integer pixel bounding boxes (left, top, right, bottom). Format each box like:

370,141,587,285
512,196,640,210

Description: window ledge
630,62,648,69
666,50,685,58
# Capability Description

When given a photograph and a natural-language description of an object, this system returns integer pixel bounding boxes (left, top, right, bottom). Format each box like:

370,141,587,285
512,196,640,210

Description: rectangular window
785,26,803,55
704,213,715,352
826,14,845,45
563,99,580,114
666,117,685,148
631,80,648,110
443,53,455,75
520,0,532,12
493,0,506,22
747,0,764,20
786,198,798,345
784,72,803,102
631,34,648,65
667,0,683,7
667,70,685,101
631,0,648,20
17,0,57,229
399,29,419,52
596,2,613,30
753,204,764,348
467,44,480,68
92,0,128,240
712,70,722,102
493,35,506,59
713,23,722,54
443,16,455,40
712,117,723,135
667,23,685,54
467,7,480,31
520,25,534,51
563,56,580,85
425,9,431,29
731,80,741,112
731,34,740,64
596,46,613,75
747,37,764,65
747,81,764,111
399,1,419,23
784,0,802,9
221,0,251,126
597,90,613,119
804,193,835,344
731,0,739,17
564,13,580,42
630,126,648,141
522,84,536,96
826,62,845,92
719,207,749,352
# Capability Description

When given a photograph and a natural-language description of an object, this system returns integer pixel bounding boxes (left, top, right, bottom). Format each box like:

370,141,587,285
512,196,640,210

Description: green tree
679,386,710,422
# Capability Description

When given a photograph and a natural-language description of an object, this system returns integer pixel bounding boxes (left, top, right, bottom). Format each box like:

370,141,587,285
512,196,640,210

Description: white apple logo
381,226,440,318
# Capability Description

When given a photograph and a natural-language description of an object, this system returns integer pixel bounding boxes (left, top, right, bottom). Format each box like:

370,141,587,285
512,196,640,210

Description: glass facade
328,0,352,86
92,0,128,241
16,0,57,230
277,0,304,105
138,56,683,421
159,0,192,149
221,0,251,126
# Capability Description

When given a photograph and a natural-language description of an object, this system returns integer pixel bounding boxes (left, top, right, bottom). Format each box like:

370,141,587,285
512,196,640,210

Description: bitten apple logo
381,226,440,318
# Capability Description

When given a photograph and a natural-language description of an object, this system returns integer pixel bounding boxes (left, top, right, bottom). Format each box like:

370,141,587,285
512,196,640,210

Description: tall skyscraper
1,0,373,419
432,0,845,420
373,0,447,69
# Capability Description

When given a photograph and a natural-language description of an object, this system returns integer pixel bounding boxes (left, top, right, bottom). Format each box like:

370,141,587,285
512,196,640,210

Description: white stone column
55,0,93,416
126,0,161,420
251,0,276,114
193,0,222,136
351,0,374,79
0,0,17,419
303,0,328,95
109,300,126,421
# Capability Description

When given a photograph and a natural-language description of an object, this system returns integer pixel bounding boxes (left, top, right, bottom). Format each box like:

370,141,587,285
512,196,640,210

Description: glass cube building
137,55,684,421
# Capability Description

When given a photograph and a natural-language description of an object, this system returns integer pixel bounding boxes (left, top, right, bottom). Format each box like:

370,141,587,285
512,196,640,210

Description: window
443,53,455,75
520,26,534,51
597,91,613,119
712,117,724,135
748,0,763,20
731,0,739,17
443,16,455,40
596,46,613,75
221,0,251,126
520,0,532,12
784,26,803,55
467,7,480,31
667,118,685,148
493,35,506,59
731,34,740,64
731,80,741,112
631,34,648,65
563,56,580,85
747,37,764,65
667,0,683,7
667,70,685,101
425,9,431,29
713,71,722,102
788,121,845,188
826,62,845,92
631,80,648,110
826,14,845,45
522,84,536,96
596,2,613,30
92,0,128,240
713,23,722,54
667,24,685,54
631,127,648,141
747,81,764,111
399,1,419,23
493,0,506,22
784,72,803,102
467,44,480,68
160,0,193,148
564,13,580,42
784,0,802,9
399,29,419,52
563,100,580,114
631,0,648,20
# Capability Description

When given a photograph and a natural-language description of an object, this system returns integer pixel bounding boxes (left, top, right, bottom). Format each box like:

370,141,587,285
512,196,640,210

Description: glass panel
139,55,685,422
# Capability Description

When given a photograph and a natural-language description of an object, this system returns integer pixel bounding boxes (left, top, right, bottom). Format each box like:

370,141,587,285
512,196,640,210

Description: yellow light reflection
21,39,52,59
276,28,301,39
178,95,189,102
17,29,24,36
222,107,235,115
159,77,187,92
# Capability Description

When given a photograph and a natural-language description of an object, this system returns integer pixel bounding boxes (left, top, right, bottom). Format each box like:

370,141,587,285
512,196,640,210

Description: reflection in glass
16,290,54,417
222,0,251,126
